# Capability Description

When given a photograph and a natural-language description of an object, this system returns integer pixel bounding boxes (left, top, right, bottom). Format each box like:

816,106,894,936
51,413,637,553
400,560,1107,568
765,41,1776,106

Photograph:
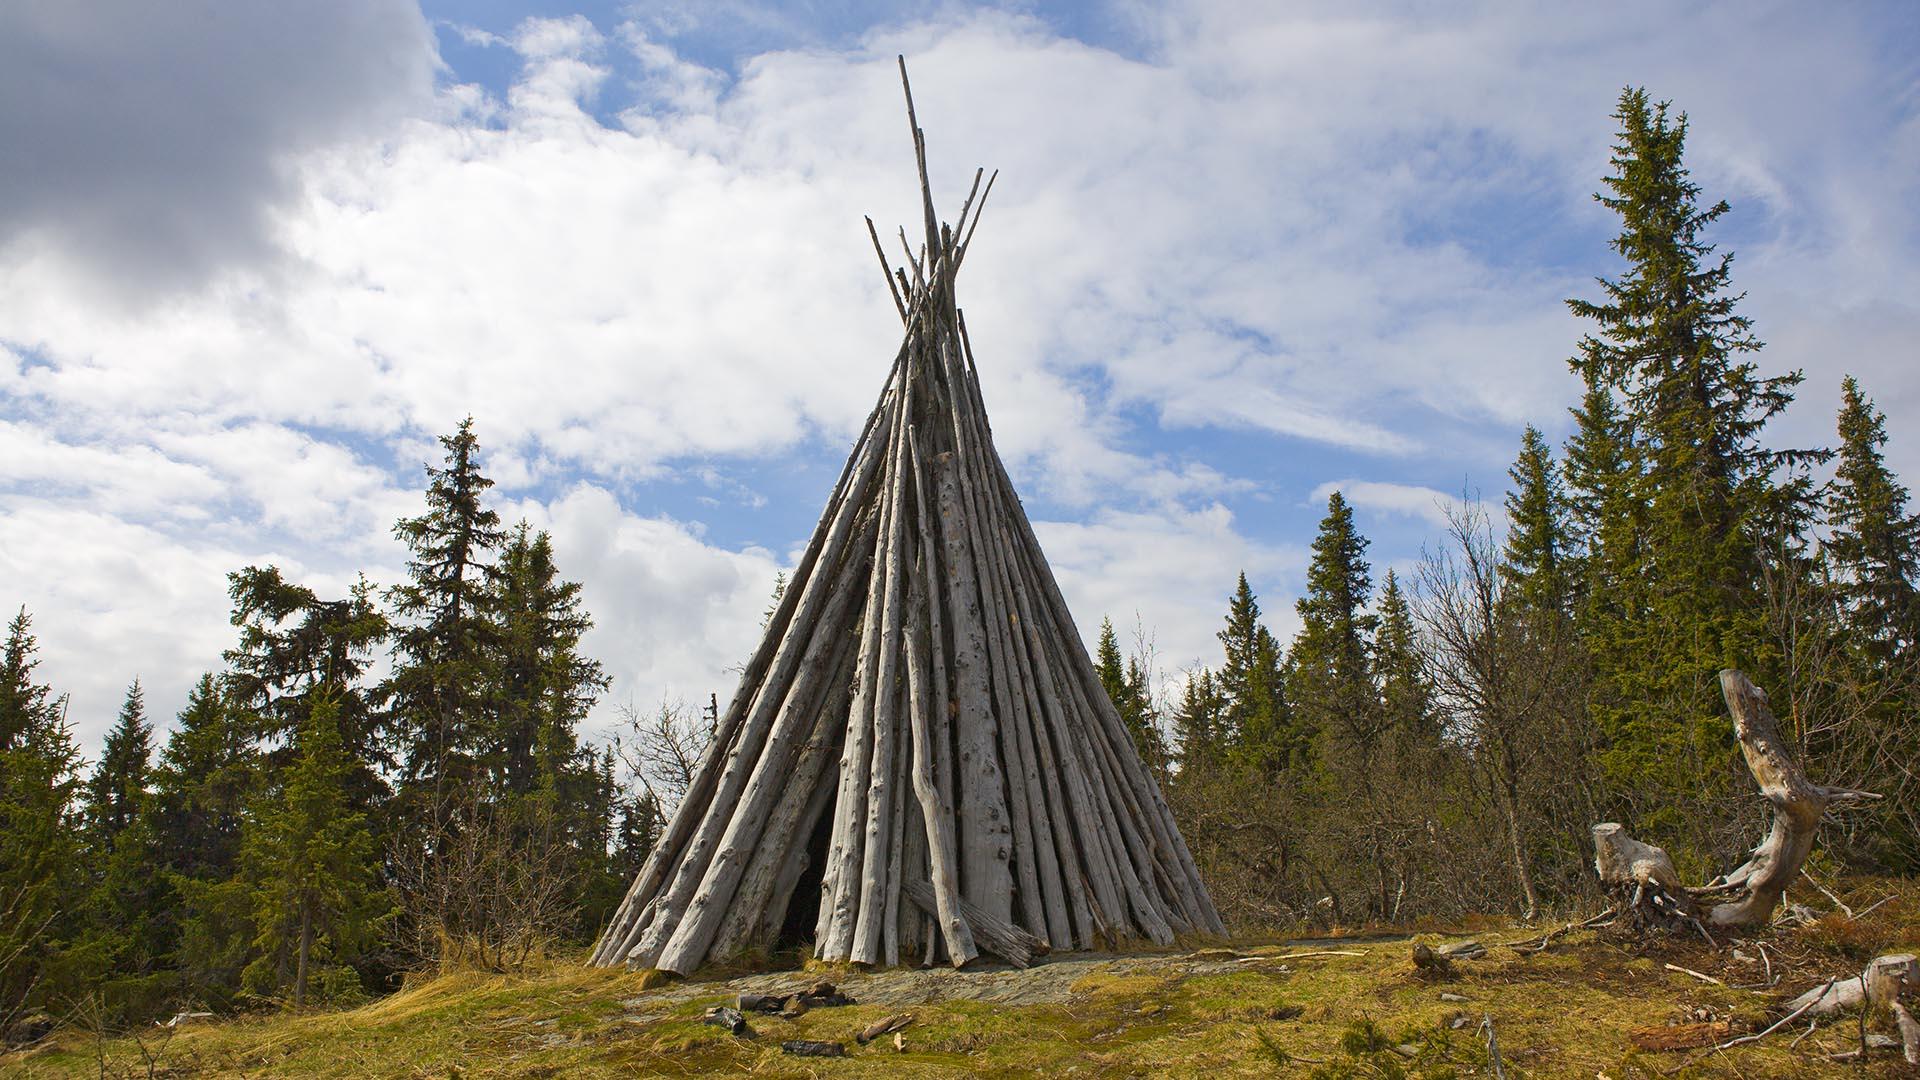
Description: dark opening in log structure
589,60,1224,976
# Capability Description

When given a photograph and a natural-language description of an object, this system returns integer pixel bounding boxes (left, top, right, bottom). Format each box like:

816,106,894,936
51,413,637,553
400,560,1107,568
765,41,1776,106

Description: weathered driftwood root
1591,669,1879,933
1781,953,1918,1018
587,60,1221,977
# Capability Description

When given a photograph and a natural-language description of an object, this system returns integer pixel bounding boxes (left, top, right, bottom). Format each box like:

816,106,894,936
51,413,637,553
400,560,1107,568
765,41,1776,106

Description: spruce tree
0,609,88,1023
86,679,152,844
1171,669,1227,776
384,418,506,798
153,674,258,884
82,679,174,1019
1290,492,1377,760
225,568,388,807
1095,617,1165,773
1373,571,1432,741
1565,88,1802,854
1503,427,1575,615
239,695,389,1008
1827,376,1920,660
488,523,606,799
1214,574,1291,772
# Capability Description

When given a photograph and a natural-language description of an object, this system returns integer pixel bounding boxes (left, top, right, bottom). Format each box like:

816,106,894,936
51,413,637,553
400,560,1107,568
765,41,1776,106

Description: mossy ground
11,880,1918,1078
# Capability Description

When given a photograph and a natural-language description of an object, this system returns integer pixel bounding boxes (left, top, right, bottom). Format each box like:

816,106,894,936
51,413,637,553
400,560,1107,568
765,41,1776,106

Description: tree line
3,420,660,1030
1138,88,1919,928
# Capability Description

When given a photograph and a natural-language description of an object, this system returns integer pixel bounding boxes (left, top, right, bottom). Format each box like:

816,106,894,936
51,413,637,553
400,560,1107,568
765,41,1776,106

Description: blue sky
3,1,1917,756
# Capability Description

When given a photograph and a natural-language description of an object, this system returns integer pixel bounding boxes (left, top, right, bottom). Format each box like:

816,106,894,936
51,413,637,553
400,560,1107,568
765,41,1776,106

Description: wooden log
597,389,897,967
944,362,1071,946
943,370,1047,942
978,410,1224,937
933,443,1014,923
819,391,911,959
903,879,1045,968
710,634,856,959
988,497,1096,948
957,343,1222,936
905,427,976,967
850,371,917,965
652,533,877,974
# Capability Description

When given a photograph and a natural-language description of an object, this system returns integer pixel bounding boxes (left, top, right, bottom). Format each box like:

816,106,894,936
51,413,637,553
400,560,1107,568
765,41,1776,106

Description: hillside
11,892,1919,1079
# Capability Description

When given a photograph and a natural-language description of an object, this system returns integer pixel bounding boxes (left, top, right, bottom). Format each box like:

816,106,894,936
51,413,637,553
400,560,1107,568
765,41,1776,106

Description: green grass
11,884,1919,1078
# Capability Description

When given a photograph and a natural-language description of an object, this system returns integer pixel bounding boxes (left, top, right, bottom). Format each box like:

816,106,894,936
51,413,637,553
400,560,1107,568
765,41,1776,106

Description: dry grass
9,884,1919,1078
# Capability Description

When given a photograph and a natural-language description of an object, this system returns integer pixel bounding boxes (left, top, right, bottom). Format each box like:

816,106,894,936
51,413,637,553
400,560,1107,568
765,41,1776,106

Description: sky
3,0,1917,758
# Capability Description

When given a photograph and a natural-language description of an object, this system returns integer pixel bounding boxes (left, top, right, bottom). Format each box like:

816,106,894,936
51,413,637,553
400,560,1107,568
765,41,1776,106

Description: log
652,536,876,974
850,373,917,964
904,427,976,967
934,446,1014,923
903,879,1045,968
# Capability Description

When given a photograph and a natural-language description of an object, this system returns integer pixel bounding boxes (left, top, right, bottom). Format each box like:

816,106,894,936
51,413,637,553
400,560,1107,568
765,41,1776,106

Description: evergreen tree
239,695,389,1008
82,679,173,1019
1565,88,1802,853
153,674,258,884
0,609,89,1024
1827,376,1920,660
488,523,607,799
1372,571,1432,741
1094,618,1163,769
1171,669,1227,776
85,679,152,844
615,792,663,877
1212,574,1291,772
225,568,388,807
1290,492,1377,759
1502,427,1575,615
384,418,506,797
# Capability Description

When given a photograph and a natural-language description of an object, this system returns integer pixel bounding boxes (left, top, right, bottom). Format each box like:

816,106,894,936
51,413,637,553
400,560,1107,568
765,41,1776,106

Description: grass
10,881,1919,1078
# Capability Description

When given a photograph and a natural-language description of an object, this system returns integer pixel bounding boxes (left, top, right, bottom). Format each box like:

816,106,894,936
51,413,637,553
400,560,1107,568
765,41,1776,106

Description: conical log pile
590,62,1224,975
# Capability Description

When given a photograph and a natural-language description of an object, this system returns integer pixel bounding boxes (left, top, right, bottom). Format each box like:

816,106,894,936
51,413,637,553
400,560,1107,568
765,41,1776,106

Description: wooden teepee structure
590,60,1223,976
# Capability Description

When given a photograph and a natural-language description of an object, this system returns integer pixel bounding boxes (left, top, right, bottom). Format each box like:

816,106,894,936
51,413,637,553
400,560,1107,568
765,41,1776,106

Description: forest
3,85,1917,1048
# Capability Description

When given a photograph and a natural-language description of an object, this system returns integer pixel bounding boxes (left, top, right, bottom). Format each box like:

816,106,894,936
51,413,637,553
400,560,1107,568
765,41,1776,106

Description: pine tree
1171,669,1227,776
151,674,260,1001
384,418,506,798
1213,574,1291,772
1094,618,1165,774
1565,88,1803,854
0,609,89,1023
225,568,388,808
1373,571,1432,741
1290,492,1377,759
86,680,152,844
1503,427,1575,615
239,695,389,1008
81,679,173,1019
1827,376,1920,661
488,523,607,799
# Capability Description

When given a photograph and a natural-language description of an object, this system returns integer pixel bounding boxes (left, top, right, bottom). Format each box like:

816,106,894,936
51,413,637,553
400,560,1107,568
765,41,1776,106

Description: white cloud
1311,480,1465,531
